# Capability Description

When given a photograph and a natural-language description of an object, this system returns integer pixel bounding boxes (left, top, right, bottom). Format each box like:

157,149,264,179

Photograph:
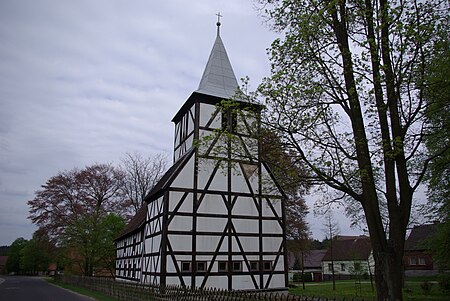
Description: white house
321,236,374,280
115,20,288,292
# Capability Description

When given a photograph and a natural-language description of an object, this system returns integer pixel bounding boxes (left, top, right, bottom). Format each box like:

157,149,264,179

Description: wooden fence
55,275,371,301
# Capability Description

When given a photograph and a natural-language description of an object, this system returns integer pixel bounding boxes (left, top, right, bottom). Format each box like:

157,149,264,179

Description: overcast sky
0,0,363,246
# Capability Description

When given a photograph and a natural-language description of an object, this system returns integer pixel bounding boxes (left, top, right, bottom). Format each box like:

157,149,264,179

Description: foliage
20,230,55,274
423,37,450,216
120,152,168,216
292,272,312,282
0,245,9,256
62,213,125,277
256,0,449,300
429,222,450,272
28,163,127,240
438,274,450,293
5,237,27,274
28,163,128,276
261,129,310,240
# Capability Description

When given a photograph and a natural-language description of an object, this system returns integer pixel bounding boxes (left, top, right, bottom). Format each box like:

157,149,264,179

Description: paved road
0,276,93,301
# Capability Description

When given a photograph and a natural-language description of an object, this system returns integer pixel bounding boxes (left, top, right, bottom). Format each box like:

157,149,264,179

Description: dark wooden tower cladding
115,21,288,291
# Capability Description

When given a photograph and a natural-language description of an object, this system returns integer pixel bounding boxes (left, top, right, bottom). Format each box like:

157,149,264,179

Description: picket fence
55,275,371,301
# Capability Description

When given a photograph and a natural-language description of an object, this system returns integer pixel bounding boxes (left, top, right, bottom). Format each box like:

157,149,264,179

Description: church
115,18,288,292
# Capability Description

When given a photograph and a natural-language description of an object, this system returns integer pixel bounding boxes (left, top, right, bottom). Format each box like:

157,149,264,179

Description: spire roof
195,19,239,99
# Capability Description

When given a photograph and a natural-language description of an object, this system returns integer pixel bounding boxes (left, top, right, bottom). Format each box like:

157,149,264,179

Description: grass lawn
289,279,448,301
45,277,119,301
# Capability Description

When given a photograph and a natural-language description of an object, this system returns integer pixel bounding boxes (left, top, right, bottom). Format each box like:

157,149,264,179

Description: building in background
288,249,326,282
404,223,439,277
321,236,374,281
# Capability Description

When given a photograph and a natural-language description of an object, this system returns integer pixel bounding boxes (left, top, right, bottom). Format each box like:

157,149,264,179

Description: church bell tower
116,17,288,292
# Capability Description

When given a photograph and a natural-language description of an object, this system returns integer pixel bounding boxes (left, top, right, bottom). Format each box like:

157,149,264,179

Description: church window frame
218,261,228,272
232,261,242,272
249,261,259,272
181,261,192,272
196,261,207,272
263,261,272,271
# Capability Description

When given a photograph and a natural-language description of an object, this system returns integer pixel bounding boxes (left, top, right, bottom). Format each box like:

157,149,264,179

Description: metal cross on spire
216,12,222,35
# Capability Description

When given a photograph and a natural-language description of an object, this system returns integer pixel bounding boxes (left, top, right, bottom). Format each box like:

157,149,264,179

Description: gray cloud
0,0,360,245
0,0,280,245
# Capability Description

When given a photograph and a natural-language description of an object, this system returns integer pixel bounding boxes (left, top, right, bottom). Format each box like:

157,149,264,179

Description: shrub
420,281,434,294
438,273,450,292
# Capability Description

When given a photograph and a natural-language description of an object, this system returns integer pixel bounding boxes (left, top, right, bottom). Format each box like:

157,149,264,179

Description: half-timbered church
115,19,288,292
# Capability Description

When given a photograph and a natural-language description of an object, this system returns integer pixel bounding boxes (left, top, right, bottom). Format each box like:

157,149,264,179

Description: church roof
195,24,240,100
115,205,147,240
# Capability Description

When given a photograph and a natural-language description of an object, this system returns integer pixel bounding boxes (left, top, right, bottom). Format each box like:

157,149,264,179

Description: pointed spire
196,15,239,100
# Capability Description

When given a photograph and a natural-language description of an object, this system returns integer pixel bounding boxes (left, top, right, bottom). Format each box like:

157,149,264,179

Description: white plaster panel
203,275,228,290
168,191,185,211
207,167,228,191
174,148,181,162
262,198,282,217
232,196,258,216
176,192,194,213
197,194,227,214
150,236,161,254
166,256,177,273
206,133,228,158
195,235,224,252
263,237,283,252
261,165,281,195
242,136,258,158
262,220,283,234
219,237,228,252
231,169,251,193
188,107,195,134
238,236,259,252
274,258,285,271
174,122,181,147
233,218,259,233
171,155,194,188
168,235,192,251
169,215,192,231
197,217,227,233
199,103,216,127
267,274,285,288
198,158,228,191
232,275,254,290
165,276,188,286
198,130,213,155
185,135,194,150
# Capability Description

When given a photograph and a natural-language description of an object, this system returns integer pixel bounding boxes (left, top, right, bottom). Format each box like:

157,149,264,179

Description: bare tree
322,211,340,291
120,152,168,216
